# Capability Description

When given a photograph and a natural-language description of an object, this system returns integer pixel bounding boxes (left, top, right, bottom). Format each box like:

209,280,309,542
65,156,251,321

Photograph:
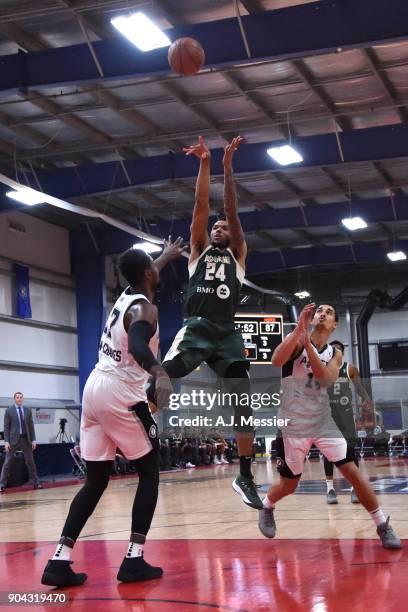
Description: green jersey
186,245,245,323
329,361,356,437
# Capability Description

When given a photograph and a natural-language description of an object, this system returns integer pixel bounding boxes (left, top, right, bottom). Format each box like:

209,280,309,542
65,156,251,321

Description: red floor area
0,539,406,611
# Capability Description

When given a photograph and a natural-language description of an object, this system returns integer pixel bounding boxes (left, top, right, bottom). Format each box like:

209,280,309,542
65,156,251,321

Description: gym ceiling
0,0,407,287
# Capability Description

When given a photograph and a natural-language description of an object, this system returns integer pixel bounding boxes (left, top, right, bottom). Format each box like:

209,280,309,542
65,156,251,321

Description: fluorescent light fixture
341,216,367,231
295,291,311,299
132,242,162,254
267,145,303,166
387,250,407,262
111,12,171,52
6,188,45,206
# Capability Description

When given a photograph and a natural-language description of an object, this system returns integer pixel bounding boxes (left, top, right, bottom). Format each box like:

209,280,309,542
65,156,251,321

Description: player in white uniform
42,239,184,588
258,303,401,550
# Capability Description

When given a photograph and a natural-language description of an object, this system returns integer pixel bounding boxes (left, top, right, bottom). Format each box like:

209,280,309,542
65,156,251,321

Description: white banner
32,408,55,425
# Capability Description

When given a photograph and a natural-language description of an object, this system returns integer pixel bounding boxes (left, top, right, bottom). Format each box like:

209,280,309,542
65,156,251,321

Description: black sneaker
232,474,263,509
41,560,87,587
117,555,163,582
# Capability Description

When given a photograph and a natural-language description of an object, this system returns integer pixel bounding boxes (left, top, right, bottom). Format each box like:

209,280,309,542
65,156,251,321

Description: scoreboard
235,313,283,365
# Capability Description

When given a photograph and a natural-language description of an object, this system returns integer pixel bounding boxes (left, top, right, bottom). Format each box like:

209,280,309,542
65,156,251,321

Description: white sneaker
185,462,196,468
220,456,229,464
214,457,222,465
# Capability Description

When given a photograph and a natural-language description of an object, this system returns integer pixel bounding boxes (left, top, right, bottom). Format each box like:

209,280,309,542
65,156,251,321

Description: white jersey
95,288,159,394
279,342,337,434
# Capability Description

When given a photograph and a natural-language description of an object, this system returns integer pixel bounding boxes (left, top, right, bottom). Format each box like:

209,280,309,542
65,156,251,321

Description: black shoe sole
117,570,163,583
41,572,87,587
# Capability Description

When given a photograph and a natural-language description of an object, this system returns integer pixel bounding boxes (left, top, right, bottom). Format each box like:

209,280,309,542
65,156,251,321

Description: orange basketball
168,37,205,76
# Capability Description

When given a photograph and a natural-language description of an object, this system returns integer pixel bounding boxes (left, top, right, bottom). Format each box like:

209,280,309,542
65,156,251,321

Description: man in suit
0,392,42,491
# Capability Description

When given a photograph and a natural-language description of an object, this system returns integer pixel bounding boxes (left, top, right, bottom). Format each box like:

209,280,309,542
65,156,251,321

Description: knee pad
224,361,250,380
163,357,190,378
135,449,160,480
224,362,252,434
84,474,109,497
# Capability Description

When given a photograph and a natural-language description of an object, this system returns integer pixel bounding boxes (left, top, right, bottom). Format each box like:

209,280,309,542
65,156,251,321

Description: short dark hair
213,213,227,224
14,391,23,398
317,304,339,322
331,340,345,353
118,247,152,287
326,304,339,322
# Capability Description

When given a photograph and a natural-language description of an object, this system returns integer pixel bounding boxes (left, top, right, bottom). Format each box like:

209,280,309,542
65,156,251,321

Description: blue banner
15,263,32,318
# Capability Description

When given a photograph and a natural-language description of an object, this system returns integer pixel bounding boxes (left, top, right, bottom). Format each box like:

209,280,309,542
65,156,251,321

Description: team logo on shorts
216,284,230,299
149,425,157,438
340,396,349,406
276,457,284,471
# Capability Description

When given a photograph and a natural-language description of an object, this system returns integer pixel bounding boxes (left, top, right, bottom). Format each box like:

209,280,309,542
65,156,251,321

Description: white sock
263,495,275,509
370,507,386,526
52,543,72,561
326,480,334,493
126,541,144,558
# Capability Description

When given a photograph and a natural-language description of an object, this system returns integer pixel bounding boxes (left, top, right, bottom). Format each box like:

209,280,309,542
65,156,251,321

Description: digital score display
235,314,284,364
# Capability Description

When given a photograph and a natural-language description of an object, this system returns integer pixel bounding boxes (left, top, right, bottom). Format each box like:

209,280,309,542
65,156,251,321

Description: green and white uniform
163,245,246,376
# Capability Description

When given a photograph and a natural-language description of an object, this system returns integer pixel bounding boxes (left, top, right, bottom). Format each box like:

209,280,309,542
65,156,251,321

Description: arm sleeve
128,320,159,373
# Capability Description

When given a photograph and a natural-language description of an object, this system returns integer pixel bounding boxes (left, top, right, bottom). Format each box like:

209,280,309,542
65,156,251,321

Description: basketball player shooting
258,303,402,549
41,239,184,588
148,135,263,510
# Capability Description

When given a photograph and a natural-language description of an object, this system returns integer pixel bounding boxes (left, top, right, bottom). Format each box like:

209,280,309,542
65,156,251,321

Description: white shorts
277,434,348,477
80,370,154,461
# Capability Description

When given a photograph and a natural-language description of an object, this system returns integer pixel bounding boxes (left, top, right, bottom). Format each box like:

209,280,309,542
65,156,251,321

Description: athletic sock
52,536,75,561
370,507,387,526
326,480,334,493
126,533,145,558
239,456,253,479
263,496,275,510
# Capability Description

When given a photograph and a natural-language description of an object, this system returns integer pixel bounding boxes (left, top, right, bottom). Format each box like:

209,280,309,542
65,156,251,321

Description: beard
211,237,230,249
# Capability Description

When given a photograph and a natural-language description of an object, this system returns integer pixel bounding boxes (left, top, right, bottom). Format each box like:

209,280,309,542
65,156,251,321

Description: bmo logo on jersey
217,284,230,299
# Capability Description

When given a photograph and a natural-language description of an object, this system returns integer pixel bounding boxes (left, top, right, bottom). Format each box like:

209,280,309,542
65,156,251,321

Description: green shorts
163,316,246,377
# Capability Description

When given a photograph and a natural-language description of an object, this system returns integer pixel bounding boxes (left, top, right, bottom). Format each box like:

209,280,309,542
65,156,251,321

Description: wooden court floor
0,457,407,611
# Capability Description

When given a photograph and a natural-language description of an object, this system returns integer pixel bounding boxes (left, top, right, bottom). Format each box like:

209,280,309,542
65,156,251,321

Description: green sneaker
232,474,263,509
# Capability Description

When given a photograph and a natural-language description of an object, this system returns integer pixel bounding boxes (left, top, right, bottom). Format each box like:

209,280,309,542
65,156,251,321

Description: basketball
168,37,205,76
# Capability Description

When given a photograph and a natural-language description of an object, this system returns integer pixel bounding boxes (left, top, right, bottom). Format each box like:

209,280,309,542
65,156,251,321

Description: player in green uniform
148,135,262,509
324,340,375,505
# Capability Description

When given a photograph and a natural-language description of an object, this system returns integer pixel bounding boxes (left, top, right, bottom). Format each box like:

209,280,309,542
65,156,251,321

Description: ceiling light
132,242,162,254
111,13,171,52
267,145,303,166
341,216,367,231
294,291,311,299
387,250,407,262
6,188,45,206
